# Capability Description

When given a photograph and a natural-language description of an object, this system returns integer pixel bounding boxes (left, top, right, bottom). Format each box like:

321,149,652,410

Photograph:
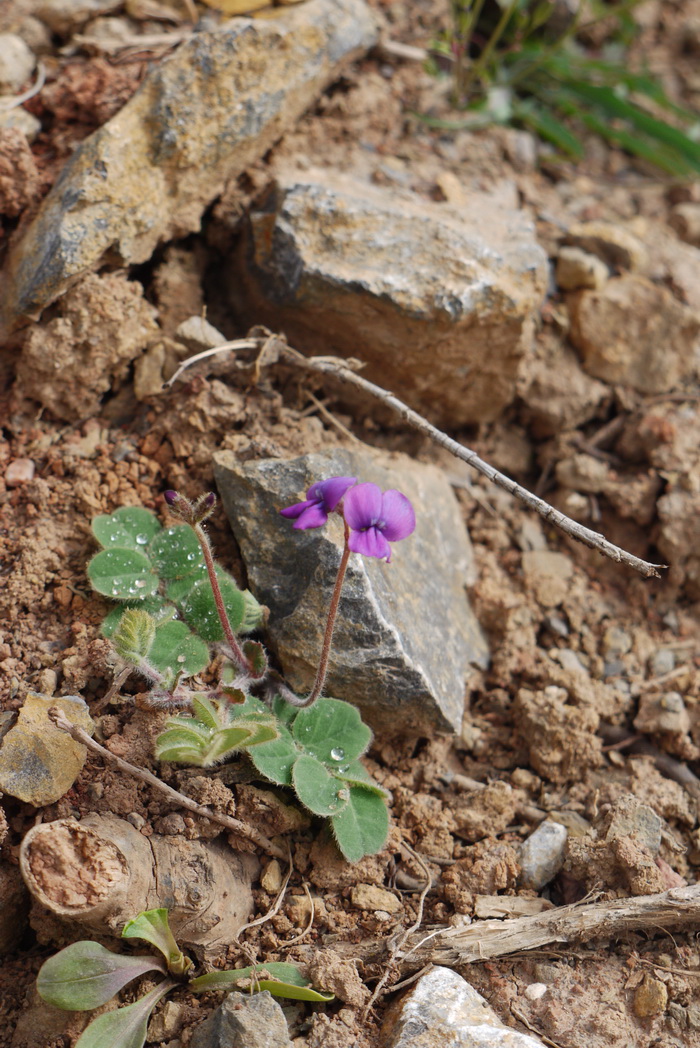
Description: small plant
89,478,415,861
429,0,700,176
36,908,333,1048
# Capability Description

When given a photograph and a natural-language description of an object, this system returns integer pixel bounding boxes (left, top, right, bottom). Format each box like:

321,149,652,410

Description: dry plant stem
166,338,664,579
193,522,250,674
93,664,133,712
324,884,700,969
304,518,352,707
48,707,287,860
284,351,665,580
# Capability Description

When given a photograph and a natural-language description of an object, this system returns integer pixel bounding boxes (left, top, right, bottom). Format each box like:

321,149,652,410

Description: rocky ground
2,0,700,1046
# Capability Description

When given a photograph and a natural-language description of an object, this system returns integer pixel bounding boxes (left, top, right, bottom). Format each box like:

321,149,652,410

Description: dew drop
330,747,345,761
109,534,118,541
134,579,146,589
186,552,196,561
177,655,187,663
136,533,148,545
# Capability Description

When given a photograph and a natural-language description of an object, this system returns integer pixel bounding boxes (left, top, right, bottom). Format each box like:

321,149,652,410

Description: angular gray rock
229,171,547,426
214,448,489,734
190,991,292,1048
0,0,378,335
381,967,546,1048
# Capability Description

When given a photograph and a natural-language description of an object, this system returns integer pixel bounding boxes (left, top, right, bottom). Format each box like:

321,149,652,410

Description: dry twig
48,707,287,860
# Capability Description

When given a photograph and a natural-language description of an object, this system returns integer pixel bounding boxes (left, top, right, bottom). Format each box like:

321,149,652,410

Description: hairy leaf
148,620,209,680
91,508,162,553
112,609,156,665
331,785,389,863
248,724,297,785
101,599,173,639
292,754,349,817
88,549,158,601
182,575,245,641
148,525,204,579
292,698,371,765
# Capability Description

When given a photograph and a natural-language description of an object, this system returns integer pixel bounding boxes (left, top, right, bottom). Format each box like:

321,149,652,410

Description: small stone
634,691,690,735
261,859,283,894
35,0,124,35
554,453,609,493
556,246,609,290
669,202,700,246
524,983,548,1001
381,967,547,1047
603,795,662,855
189,991,292,1048
650,649,675,677
147,1001,185,1043
0,107,42,143
566,220,648,271
633,974,668,1018
519,820,568,890
0,34,35,93
0,693,94,806
5,458,35,486
521,551,574,608
215,448,489,734
602,626,632,657
350,883,402,913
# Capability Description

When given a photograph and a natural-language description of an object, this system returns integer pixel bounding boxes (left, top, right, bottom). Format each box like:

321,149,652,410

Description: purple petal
293,504,329,530
380,490,416,542
348,526,391,561
280,499,317,520
309,476,357,512
344,483,383,531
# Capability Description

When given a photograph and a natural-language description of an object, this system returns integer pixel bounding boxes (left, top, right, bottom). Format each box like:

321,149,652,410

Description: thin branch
48,707,287,860
165,336,665,580
0,62,45,110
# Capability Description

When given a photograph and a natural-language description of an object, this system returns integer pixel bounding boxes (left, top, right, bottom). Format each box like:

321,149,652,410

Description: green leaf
101,599,173,639
148,525,205,579
88,549,158,601
248,724,297,786
271,694,298,726
336,760,388,797
166,566,208,603
242,640,267,678
512,98,584,157
91,508,162,553
292,698,371,766
148,621,209,680
191,694,220,730
74,981,175,1048
241,590,266,632
112,609,156,664
292,754,349,818
330,785,389,862
122,910,191,977
189,962,334,1002
37,942,165,1011
182,575,245,641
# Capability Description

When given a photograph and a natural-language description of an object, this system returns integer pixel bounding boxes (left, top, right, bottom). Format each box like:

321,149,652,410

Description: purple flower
344,483,416,562
280,476,357,530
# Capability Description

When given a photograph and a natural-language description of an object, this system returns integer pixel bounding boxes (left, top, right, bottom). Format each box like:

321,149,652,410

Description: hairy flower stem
303,519,351,708
193,523,251,675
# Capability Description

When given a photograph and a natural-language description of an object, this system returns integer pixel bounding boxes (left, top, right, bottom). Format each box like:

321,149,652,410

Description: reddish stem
303,519,351,707
194,523,250,675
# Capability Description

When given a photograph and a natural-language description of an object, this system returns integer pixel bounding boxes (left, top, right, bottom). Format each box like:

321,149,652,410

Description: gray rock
381,967,546,1047
230,170,547,427
214,448,489,734
0,0,378,336
519,819,568,890
189,991,292,1048
0,33,34,92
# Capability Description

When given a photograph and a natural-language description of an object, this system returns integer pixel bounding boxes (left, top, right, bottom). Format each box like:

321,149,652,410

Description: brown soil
2,0,700,1046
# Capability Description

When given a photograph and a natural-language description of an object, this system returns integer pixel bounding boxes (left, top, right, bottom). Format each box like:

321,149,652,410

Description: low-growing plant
88,478,415,861
37,908,333,1048
428,0,700,176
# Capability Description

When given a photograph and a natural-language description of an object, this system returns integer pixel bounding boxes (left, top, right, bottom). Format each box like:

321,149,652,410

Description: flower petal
344,483,383,531
310,476,357,512
293,503,329,530
348,526,391,560
380,490,416,542
280,499,317,520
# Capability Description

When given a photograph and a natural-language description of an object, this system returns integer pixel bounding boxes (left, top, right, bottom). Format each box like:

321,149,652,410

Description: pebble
350,883,402,913
556,246,609,290
382,967,547,1047
519,820,568,890
0,107,42,142
634,691,690,735
650,648,675,677
189,991,292,1048
5,457,35,486
261,858,283,894
521,550,574,608
0,33,35,93
523,983,548,1002
669,202,700,246
633,974,668,1017
602,626,632,657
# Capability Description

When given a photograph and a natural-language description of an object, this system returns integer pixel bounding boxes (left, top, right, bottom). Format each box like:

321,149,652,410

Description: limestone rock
0,693,94,806
189,991,292,1048
669,202,700,246
0,0,378,335
519,333,609,436
214,448,489,734
0,33,34,92
381,967,546,1048
0,106,42,141
230,171,547,426
15,271,159,420
35,0,123,35
568,275,700,393
519,819,568,890
565,220,648,272
521,551,574,608
555,246,608,290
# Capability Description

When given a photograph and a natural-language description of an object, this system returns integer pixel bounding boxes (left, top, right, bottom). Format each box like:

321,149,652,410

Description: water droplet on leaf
330,747,345,761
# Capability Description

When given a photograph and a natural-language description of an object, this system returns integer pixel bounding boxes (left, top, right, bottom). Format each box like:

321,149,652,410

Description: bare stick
316,884,700,969
165,336,665,579
49,707,287,860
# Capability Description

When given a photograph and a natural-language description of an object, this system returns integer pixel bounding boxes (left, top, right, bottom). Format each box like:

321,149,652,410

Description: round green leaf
330,785,389,862
88,549,158,600
91,508,161,553
148,525,204,579
292,697,371,766
336,760,388,797
166,566,207,603
181,575,245,642
148,620,209,679
248,724,297,786
292,754,349,818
